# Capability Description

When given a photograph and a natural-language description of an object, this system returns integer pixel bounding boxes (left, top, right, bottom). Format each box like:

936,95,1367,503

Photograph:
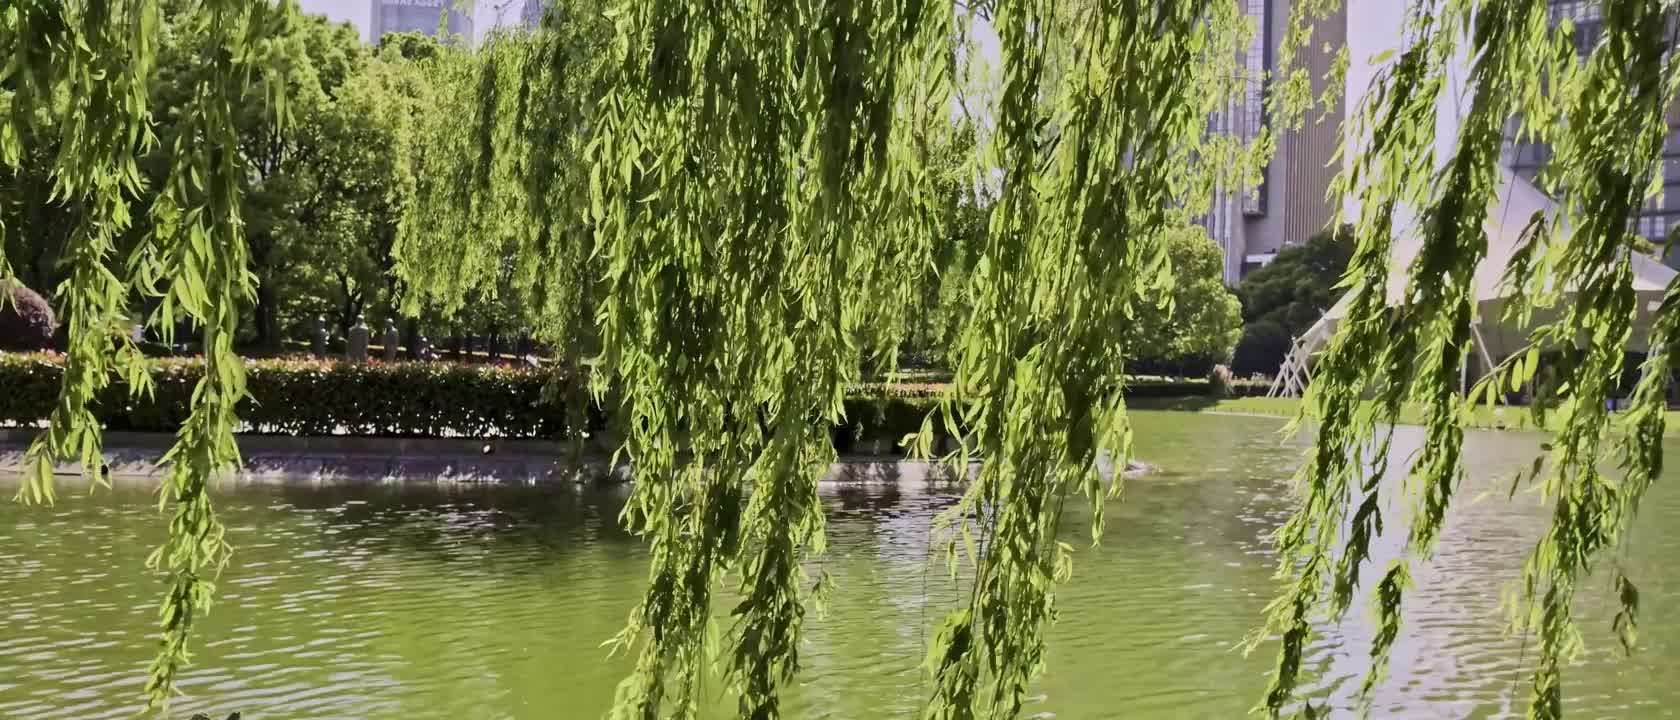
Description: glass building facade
1507,0,1680,261
1204,0,1274,283
369,0,474,43
1204,0,1345,284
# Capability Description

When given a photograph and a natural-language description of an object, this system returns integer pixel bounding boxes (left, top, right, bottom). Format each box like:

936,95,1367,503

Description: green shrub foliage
1230,224,1353,374
1125,224,1245,375
0,354,578,438
1231,319,1292,377
0,354,1252,443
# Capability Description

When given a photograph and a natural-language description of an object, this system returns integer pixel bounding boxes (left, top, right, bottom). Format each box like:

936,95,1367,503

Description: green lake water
3,413,1678,718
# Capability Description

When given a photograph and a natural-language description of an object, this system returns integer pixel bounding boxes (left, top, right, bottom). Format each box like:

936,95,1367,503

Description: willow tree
0,0,291,711
1259,1,1680,719
400,1,959,715
395,0,1270,716
12,1,1680,719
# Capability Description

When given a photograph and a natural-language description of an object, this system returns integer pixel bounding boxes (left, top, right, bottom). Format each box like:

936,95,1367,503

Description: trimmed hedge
1126,377,1270,398
0,354,577,438
0,353,1254,446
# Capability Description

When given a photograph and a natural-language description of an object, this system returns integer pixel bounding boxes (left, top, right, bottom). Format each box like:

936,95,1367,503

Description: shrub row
0,354,576,438
0,353,1254,445
1126,377,1270,398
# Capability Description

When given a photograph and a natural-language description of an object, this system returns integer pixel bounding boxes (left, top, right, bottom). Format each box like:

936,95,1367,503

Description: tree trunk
334,272,363,338
252,281,281,352
404,318,421,360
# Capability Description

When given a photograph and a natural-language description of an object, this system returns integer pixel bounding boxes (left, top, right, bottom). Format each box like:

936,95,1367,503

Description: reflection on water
2,413,1677,719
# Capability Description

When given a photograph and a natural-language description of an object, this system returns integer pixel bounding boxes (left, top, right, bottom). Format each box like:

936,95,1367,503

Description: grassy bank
1129,395,1680,438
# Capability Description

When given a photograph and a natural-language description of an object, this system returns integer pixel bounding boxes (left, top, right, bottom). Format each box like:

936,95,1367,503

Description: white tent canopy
1270,168,1678,398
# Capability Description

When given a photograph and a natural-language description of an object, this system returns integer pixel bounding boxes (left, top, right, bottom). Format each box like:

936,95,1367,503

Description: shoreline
0,428,1156,486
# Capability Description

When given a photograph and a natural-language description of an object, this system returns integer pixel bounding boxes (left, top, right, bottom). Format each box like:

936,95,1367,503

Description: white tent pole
1459,359,1467,395
1291,340,1311,398
1471,321,1497,387
1268,343,1288,398
1269,336,1301,398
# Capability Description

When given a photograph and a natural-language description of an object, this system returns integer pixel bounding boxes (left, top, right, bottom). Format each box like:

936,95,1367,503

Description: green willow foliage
1260,1,1680,719
395,1,1271,717
920,1,1256,716
14,0,1680,718
401,1,954,716
0,0,289,710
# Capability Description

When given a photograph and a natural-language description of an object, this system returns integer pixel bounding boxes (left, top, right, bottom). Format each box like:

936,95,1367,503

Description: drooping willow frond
135,1,294,709
921,1,1257,717
5,0,163,506
398,0,956,716
1260,1,1680,718
1,0,291,711
15,0,1680,717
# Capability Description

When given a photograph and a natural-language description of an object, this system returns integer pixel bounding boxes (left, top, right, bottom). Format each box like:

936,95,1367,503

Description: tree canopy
1230,224,1354,375
1126,223,1245,375
2,10,462,351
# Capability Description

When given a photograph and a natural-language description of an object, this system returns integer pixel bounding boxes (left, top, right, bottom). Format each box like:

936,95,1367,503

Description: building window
1241,0,1268,216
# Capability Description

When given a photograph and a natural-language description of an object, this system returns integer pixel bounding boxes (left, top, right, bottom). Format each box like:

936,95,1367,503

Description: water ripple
1,415,1678,718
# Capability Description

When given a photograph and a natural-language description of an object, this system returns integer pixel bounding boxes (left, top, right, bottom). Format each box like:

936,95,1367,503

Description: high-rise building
1205,0,1349,285
520,0,543,27
478,0,543,40
1505,0,1680,262
369,0,474,43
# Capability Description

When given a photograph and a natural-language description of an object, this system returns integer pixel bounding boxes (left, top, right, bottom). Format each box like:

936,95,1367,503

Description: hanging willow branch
5,0,162,506
394,1,1301,718
135,2,293,708
1,0,289,711
397,0,954,716
17,0,1680,717
1261,1,1680,718
920,1,1258,717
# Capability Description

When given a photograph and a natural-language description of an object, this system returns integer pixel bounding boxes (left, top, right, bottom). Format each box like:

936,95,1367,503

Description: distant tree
896,121,986,370
1231,319,1292,378
146,12,377,347
1125,223,1244,376
395,2,615,350
287,36,445,340
1230,224,1354,375
378,30,443,62
0,144,81,295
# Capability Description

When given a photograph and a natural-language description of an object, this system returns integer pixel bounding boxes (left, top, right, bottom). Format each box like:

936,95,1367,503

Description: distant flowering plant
0,352,572,438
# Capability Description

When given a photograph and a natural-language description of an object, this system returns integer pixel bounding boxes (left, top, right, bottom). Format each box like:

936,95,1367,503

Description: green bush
0,354,1258,448
1125,224,1244,372
0,281,56,351
1231,319,1292,377
1232,225,1353,376
0,354,583,438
